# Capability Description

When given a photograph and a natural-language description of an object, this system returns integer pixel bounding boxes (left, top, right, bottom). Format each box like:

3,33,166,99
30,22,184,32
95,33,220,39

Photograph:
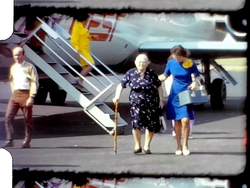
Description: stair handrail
45,33,115,91
37,17,116,87
47,16,122,81
19,18,128,134
33,33,101,92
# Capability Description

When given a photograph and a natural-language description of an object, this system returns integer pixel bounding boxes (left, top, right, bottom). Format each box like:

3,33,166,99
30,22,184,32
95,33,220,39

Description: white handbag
159,116,167,132
163,75,173,97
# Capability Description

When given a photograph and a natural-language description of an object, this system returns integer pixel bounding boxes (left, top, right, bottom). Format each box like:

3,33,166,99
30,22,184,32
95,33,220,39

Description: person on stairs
70,12,98,93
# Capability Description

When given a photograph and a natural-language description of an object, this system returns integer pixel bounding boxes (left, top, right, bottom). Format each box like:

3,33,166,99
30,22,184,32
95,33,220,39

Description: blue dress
121,68,162,132
164,59,200,120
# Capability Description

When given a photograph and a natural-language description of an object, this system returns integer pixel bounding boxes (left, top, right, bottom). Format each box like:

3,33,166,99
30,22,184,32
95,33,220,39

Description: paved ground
0,100,246,175
0,68,249,188
0,70,247,179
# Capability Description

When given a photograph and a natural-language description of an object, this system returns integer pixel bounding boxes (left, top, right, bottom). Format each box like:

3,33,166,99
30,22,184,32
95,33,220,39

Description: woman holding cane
113,54,164,154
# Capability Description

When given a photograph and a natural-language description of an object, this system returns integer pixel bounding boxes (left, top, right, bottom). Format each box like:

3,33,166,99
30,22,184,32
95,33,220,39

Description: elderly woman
113,54,164,154
159,45,200,156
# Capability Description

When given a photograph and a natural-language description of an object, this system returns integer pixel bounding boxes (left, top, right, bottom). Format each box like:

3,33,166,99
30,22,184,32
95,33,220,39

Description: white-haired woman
113,54,164,154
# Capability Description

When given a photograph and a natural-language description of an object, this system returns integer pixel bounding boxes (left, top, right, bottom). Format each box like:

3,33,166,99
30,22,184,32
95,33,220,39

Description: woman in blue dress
113,54,164,154
159,45,201,156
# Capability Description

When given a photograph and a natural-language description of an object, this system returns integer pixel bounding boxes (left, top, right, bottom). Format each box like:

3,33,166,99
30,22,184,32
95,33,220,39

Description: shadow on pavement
0,96,245,141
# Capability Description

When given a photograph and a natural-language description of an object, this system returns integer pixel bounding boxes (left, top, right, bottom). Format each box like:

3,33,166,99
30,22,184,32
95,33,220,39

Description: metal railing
23,17,123,107
47,16,122,81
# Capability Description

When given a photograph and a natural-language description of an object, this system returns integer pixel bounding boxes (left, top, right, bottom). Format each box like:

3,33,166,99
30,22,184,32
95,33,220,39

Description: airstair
20,17,127,135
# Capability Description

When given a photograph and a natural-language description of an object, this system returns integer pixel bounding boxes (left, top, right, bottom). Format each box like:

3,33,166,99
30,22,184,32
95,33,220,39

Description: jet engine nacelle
225,10,247,41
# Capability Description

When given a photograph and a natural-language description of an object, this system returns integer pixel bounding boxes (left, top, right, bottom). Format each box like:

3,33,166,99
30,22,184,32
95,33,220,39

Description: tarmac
0,70,248,186
0,101,246,175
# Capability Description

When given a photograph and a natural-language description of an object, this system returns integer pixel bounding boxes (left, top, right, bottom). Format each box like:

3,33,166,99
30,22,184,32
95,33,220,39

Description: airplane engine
225,10,247,41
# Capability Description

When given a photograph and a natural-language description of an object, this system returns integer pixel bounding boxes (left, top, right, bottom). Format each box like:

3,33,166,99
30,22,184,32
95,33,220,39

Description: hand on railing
91,35,99,40
76,50,81,55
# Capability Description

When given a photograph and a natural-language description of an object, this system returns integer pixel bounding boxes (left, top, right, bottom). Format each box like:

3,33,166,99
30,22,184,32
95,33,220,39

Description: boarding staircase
20,17,127,135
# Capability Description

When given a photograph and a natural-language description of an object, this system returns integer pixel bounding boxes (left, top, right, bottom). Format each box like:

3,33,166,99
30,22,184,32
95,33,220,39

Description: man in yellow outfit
70,13,98,89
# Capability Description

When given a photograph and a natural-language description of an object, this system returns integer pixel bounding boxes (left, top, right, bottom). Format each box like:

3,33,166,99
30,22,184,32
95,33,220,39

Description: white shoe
175,150,182,155
183,149,190,156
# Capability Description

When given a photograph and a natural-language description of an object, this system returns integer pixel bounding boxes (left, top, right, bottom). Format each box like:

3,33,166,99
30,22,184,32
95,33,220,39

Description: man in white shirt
3,46,39,148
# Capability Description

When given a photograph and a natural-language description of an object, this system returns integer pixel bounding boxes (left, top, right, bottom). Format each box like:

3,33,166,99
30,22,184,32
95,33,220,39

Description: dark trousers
5,90,33,143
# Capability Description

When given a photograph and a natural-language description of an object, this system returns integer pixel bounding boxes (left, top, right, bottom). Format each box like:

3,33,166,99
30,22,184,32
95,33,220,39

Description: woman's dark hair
74,10,89,21
170,45,190,57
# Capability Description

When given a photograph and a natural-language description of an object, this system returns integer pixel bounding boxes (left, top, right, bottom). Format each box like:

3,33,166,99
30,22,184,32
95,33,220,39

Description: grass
215,58,247,72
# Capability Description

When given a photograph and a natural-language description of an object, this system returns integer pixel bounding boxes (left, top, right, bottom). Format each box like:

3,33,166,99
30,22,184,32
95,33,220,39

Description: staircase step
75,88,92,95
59,72,69,75
94,102,104,106
22,18,128,135
47,61,57,65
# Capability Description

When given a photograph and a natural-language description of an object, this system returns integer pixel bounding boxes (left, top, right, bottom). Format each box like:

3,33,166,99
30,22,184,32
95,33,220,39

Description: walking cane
114,101,118,154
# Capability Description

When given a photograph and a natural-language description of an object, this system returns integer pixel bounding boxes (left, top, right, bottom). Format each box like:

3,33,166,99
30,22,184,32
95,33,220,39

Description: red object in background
244,130,247,147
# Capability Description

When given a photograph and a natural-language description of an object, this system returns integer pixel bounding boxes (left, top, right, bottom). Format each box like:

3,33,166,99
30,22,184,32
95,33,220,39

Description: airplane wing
139,41,247,59
139,41,246,85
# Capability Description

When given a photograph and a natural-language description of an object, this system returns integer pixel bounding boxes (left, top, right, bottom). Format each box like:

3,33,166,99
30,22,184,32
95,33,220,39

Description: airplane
14,176,230,188
0,8,247,110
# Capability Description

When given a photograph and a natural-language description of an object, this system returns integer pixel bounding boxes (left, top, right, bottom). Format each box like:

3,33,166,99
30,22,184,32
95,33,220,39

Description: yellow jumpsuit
70,21,94,67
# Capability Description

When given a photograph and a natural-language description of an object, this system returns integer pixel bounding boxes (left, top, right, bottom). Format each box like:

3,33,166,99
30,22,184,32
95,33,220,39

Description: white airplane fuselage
0,12,242,72
0,11,246,108
59,13,227,65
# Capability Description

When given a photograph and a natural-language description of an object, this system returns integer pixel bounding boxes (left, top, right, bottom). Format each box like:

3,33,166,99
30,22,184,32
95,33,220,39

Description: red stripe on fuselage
87,13,126,42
